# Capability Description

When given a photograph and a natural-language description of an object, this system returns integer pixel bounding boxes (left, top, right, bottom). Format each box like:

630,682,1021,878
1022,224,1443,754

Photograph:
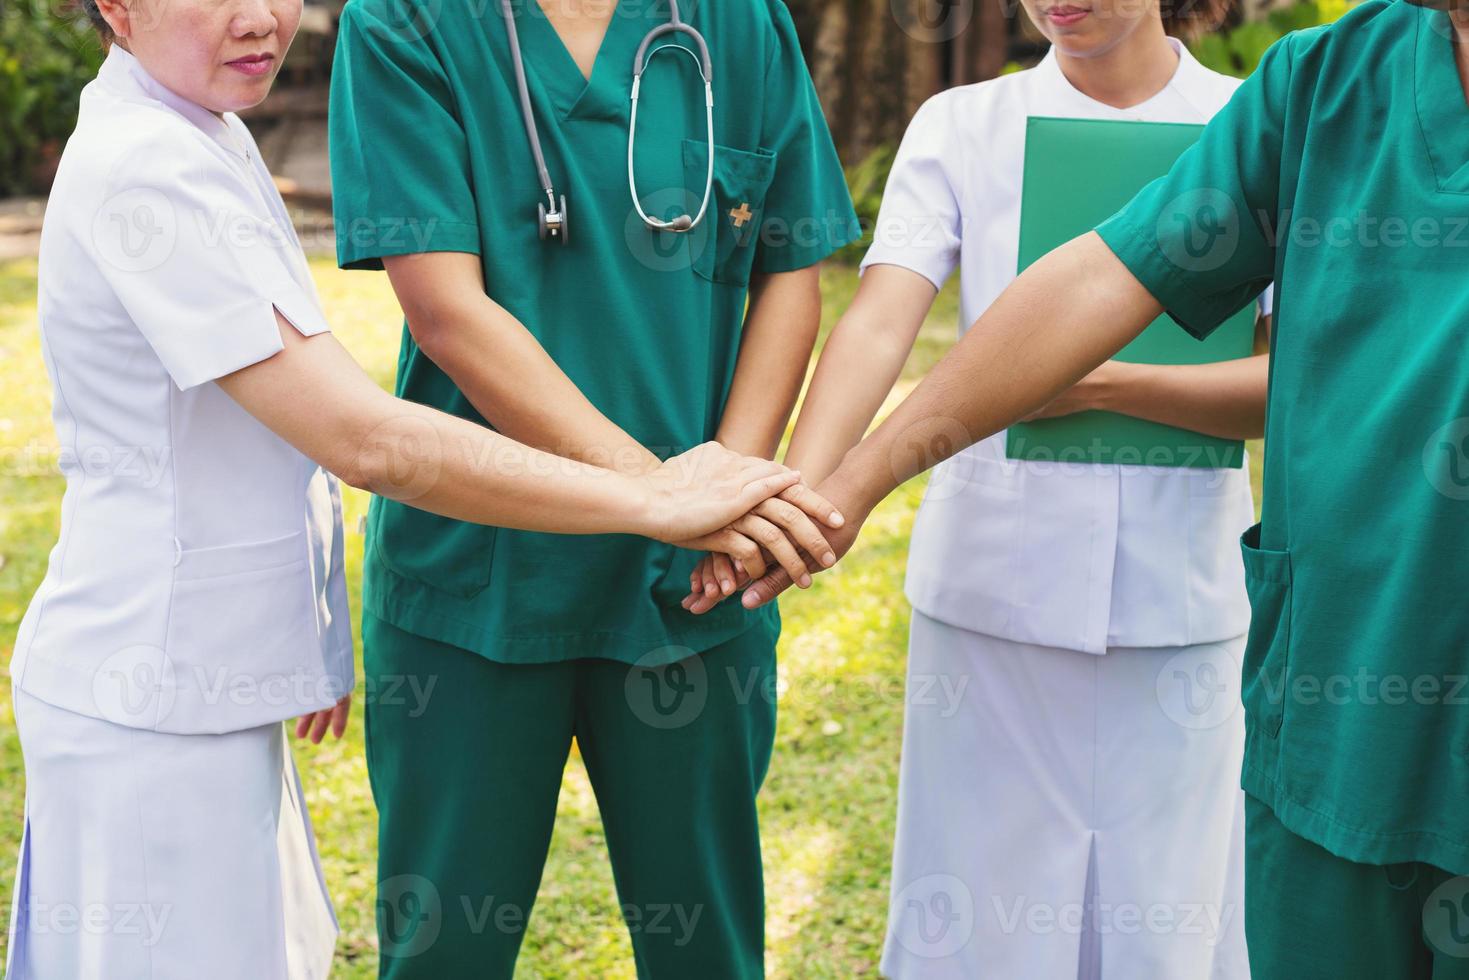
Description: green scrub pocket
682,139,776,286
1240,522,1292,739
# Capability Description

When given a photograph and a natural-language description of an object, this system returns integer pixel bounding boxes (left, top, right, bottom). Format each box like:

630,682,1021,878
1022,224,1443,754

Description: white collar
1035,36,1214,116
96,43,247,160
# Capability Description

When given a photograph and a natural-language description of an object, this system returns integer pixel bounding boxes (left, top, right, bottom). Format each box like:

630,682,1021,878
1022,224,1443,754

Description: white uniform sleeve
1258,284,1275,319
92,137,329,391
858,95,963,290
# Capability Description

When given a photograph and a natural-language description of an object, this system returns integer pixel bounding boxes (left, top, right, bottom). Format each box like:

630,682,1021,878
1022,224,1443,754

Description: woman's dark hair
73,0,114,42
1159,0,1235,39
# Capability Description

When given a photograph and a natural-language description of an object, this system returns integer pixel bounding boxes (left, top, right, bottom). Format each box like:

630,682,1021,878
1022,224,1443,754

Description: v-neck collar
516,0,647,119
1414,2,1469,194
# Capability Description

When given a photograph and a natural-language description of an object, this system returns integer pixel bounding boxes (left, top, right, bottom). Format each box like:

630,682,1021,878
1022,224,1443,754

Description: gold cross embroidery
728,202,753,228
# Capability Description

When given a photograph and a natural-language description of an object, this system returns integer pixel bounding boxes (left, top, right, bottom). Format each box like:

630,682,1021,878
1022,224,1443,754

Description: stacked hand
681,473,869,614
640,443,847,588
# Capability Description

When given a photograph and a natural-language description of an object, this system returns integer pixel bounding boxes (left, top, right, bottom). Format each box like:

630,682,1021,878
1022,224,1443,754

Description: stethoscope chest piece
539,194,569,244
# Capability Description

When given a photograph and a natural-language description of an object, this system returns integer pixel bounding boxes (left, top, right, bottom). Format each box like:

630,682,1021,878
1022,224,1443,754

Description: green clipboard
1006,116,1256,469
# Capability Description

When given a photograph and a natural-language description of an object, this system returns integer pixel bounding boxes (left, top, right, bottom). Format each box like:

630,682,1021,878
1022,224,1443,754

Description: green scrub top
329,0,859,666
1096,0,1469,872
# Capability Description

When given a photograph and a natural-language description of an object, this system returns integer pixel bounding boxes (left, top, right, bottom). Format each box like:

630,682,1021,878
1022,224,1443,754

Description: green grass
0,257,1261,977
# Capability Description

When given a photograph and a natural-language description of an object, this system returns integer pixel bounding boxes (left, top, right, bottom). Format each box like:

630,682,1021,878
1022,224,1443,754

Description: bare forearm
1096,354,1268,440
354,393,651,533
714,268,822,459
837,233,1162,510
783,265,937,485
426,306,660,473
385,253,661,476
218,321,653,535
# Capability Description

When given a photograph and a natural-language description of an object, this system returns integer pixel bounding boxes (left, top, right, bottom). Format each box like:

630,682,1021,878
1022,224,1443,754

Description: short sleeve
329,0,481,271
752,1,861,273
1094,34,1294,340
93,141,329,391
857,94,962,290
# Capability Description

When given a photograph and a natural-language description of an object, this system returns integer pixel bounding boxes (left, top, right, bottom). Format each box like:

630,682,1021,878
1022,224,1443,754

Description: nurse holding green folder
689,0,1269,975
740,0,1469,976
329,0,858,975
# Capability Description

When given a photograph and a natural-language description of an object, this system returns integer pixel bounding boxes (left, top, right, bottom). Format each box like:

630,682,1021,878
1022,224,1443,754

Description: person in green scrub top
729,1,1469,976
328,0,859,975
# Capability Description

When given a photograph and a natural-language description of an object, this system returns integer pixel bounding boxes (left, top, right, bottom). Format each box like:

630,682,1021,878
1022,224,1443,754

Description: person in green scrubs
731,1,1469,975
328,0,858,975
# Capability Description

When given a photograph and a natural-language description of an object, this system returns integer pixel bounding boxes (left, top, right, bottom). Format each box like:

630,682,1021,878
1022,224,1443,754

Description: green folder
1006,116,1256,469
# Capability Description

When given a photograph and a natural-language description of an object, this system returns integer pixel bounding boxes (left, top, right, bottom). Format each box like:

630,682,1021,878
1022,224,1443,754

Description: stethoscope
499,0,715,245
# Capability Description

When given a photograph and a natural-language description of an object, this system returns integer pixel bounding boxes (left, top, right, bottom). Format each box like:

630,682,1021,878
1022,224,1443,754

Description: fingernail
830,512,845,527
822,552,836,567
800,574,812,588
721,579,733,594
742,591,758,608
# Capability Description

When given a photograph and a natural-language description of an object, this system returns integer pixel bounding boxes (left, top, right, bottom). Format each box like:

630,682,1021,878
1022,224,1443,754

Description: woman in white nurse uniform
4,0,840,974
687,0,1269,976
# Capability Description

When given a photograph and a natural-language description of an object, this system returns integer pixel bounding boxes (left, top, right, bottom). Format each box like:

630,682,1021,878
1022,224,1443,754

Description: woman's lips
226,53,275,77
1045,6,1091,25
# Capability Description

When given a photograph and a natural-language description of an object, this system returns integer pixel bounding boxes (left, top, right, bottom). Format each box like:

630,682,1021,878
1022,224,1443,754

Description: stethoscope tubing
499,0,716,237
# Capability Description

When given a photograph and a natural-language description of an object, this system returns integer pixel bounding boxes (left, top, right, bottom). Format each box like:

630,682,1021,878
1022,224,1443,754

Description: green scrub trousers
365,611,778,978
1246,795,1469,980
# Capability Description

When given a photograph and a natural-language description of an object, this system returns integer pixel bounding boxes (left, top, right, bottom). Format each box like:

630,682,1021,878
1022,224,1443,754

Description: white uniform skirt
5,688,338,979
881,612,1249,980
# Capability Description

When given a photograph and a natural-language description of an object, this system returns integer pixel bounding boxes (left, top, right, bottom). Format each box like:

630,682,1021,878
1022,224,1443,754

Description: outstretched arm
216,313,822,547
740,231,1162,607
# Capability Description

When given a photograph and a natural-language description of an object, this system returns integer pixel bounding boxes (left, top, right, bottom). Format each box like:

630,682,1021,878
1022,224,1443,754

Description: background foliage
0,0,104,197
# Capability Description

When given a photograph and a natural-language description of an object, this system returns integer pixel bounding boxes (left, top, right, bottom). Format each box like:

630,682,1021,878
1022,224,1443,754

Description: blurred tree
0,0,104,196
